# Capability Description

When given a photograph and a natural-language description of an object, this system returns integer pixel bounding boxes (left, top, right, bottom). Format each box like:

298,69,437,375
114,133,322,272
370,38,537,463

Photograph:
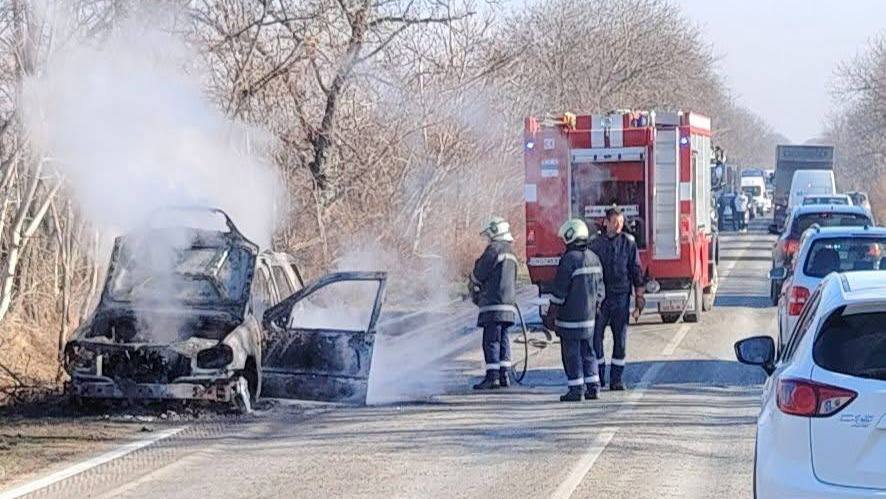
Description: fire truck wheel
683,284,702,323
660,313,681,324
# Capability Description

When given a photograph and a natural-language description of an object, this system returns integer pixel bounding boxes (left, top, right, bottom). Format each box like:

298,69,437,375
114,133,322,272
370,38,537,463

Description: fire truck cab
524,110,719,323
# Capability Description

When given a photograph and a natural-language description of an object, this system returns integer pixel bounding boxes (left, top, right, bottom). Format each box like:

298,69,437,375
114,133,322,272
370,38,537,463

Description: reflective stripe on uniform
479,304,517,313
567,377,585,386
586,374,600,384
611,358,626,367
496,253,518,265
549,295,565,305
555,319,596,328
596,357,605,363
500,361,512,368
571,265,603,278
486,363,500,370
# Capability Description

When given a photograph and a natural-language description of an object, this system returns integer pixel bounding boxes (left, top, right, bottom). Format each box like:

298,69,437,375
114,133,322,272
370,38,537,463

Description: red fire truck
524,110,719,323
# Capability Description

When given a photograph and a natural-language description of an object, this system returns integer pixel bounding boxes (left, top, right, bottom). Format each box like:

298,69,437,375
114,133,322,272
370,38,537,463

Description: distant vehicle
802,194,852,206
741,167,764,178
846,191,873,213
736,271,886,498
741,176,771,215
787,170,836,213
770,205,873,305
64,208,305,412
772,145,835,233
772,226,886,352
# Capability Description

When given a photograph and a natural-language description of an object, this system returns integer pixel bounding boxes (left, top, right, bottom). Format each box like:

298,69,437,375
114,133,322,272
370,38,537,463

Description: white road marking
662,325,691,356
551,357,669,498
550,429,617,499
551,318,692,498
0,426,186,499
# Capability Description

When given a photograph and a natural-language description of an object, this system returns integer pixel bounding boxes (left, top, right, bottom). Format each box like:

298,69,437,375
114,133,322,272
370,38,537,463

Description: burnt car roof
96,208,260,320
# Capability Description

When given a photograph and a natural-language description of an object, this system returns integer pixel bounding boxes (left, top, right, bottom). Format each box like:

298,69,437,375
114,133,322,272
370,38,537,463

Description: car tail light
526,228,536,245
777,378,857,417
783,239,800,256
787,286,810,316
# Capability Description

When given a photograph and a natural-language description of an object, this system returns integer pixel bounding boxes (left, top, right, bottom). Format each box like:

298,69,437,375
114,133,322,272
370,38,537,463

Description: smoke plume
21,9,282,246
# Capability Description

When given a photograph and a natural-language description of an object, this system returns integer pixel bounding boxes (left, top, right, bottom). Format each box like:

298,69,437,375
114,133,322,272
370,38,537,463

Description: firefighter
543,219,605,402
469,216,518,390
589,207,645,391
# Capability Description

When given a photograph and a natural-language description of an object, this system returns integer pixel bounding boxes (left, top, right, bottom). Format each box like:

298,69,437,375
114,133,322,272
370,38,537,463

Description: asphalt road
13,219,776,499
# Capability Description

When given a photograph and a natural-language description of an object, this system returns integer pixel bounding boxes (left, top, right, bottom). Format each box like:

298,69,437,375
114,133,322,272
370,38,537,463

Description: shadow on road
714,294,771,308
521,359,767,388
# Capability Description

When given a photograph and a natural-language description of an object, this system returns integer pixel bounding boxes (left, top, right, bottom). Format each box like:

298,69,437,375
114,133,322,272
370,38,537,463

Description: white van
787,169,835,212
741,175,771,215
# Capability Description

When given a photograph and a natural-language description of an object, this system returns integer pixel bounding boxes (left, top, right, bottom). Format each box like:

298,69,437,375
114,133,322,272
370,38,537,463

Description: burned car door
260,272,387,404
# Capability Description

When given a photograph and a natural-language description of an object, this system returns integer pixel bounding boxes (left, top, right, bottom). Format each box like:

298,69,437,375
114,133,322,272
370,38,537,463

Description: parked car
769,204,873,305
736,271,886,498
772,226,886,352
64,208,303,413
801,194,852,206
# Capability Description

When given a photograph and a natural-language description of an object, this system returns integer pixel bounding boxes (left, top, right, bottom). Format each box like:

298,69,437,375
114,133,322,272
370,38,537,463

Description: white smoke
333,242,475,405
21,9,283,246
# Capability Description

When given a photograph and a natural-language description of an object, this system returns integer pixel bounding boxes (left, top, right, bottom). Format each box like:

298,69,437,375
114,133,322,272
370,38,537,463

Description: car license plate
658,298,685,313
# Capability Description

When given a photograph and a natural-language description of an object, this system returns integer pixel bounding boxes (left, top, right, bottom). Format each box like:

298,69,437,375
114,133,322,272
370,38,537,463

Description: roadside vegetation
0,0,785,398
826,33,886,221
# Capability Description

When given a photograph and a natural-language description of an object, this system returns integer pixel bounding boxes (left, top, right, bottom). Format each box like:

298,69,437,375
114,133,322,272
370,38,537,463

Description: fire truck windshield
571,161,646,248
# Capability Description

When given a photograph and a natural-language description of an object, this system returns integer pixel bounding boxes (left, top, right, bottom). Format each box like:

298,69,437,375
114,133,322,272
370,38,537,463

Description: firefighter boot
559,385,585,402
585,383,599,400
499,368,512,388
473,370,500,390
610,364,626,391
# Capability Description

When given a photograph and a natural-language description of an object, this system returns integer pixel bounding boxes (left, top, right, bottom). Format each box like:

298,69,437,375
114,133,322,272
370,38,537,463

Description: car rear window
803,237,886,277
803,196,848,205
790,212,871,238
814,310,886,381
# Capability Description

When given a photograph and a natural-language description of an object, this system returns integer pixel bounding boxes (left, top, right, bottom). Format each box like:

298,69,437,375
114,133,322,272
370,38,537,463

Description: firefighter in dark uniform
469,216,518,390
544,219,605,402
589,207,646,391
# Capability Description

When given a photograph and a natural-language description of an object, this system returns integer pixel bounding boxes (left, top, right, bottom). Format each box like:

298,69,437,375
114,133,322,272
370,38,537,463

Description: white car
772,226,886,352
736,271,886,498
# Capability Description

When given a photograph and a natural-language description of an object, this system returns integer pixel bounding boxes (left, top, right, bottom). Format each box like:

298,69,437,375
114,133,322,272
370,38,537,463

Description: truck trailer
771,144,835,233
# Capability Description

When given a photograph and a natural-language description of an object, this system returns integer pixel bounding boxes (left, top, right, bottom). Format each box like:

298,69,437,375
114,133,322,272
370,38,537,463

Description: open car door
261,272,387,404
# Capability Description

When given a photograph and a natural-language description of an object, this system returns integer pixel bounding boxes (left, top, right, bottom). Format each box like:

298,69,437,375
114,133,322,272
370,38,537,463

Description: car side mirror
768,267,788,281
768,224,780,235
734,336,776,375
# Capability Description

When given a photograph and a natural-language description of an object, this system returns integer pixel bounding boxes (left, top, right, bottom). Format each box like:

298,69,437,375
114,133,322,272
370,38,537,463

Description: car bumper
759,470,886,499
70,375,239,402
757,432,886,499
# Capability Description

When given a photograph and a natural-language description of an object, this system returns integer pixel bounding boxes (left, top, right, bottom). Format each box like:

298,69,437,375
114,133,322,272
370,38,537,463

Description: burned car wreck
64,208,301,412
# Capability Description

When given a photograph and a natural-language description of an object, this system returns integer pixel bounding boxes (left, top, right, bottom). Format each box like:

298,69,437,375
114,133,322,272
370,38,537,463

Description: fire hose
509,304,554,385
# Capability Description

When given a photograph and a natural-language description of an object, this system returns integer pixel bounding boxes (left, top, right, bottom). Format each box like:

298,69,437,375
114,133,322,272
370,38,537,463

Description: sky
672,0,886,143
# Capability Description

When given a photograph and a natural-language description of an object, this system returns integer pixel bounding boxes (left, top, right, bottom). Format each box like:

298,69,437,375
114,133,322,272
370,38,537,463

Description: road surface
8,220,775,499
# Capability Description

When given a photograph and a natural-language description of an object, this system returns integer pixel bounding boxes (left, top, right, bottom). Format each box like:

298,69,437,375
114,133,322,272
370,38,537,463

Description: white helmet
481,216,513,242
558,218,589,245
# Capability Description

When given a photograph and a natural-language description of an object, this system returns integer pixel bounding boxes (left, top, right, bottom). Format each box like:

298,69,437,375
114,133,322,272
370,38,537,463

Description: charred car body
64,209,302,411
